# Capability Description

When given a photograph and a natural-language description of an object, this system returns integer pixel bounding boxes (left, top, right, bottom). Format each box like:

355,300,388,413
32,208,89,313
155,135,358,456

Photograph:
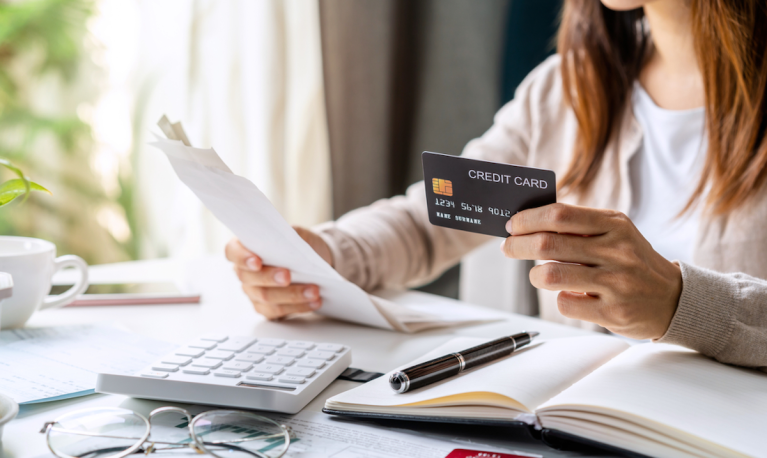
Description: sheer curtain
130,0,331,260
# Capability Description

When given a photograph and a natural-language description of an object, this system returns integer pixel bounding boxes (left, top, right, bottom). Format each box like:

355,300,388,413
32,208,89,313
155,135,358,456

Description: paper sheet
0,325,175,404
373,290,511,323
275,411,537,458
152,137,504,332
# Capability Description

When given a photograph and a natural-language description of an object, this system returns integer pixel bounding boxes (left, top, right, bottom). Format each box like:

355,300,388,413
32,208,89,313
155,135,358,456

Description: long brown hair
557,0,767,215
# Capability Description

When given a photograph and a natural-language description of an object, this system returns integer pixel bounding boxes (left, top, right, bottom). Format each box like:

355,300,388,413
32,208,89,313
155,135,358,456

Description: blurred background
0,0,560,302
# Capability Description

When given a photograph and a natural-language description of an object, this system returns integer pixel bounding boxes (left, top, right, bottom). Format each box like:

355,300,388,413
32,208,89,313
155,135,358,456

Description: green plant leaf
0,179,50,207
0,158,27,180
0,157,31,202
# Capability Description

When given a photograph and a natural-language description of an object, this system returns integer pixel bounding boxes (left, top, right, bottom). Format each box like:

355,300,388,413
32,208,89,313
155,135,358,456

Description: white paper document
152,135,504,333
0,325,175,404
276,411,537,458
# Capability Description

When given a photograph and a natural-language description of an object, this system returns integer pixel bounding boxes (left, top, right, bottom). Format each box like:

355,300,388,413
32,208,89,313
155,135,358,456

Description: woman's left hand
501,203,683,340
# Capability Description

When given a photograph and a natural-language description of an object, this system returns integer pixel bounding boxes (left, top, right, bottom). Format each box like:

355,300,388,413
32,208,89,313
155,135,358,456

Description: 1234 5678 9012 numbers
488,207,511,218
461,203,483,212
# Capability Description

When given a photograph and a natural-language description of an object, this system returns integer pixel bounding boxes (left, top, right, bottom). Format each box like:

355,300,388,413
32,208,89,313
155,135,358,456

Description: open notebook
324,336,767,458
152,117,504,333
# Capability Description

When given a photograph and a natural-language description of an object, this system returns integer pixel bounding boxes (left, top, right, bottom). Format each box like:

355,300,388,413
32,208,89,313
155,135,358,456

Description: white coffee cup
0,272,12,330
0,236,89,329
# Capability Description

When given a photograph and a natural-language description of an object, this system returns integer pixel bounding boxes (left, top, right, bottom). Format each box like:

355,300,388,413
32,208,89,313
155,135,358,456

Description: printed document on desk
269,411,537,458
0,325,174,404
152,136,505,332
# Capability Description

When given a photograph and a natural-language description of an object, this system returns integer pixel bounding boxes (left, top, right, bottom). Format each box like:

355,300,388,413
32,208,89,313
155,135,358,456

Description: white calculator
96,334,351,414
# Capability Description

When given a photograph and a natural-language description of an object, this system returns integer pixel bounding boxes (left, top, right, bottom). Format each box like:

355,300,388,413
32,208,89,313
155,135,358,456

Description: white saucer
0,392,19,442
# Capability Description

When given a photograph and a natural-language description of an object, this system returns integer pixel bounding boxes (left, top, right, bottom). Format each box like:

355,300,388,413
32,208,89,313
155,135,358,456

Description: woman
227,0,767,368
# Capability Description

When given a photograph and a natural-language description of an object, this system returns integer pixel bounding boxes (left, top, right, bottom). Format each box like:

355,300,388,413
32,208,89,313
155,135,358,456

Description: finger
245,284,320,305
272,300,323,317
509,203,626,236
250,301,283,320
235,266,292,287
556,291,606,325
225,239,262,271
251,300,322,320
245,290,322,320
529,262,605,294
501,232,604,265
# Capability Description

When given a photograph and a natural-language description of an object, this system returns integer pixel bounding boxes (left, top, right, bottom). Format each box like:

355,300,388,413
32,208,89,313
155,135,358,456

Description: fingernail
246,257,259,271
303,286,319,300
500,238,506,249
274,270,289,285
505,219,513,235
309,301,322,310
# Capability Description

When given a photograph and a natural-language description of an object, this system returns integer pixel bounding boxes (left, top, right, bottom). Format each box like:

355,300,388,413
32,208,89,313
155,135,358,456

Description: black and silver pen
389,331,539,393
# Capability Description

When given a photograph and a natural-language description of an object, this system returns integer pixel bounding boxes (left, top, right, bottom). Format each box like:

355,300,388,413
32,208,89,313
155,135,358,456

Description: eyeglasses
39,406,292,458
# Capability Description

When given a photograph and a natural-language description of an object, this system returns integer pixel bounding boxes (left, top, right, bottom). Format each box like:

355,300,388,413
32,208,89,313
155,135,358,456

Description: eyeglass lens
191,411,290,458
47,408,148,458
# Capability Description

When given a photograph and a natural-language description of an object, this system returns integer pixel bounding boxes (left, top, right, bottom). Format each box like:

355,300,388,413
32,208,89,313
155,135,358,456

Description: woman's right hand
225,227,333,320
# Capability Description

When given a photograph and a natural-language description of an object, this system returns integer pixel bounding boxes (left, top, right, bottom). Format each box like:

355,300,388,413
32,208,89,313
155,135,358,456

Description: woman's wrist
654,262,735,358
314,235,334,267
651,260,683,340
294,226,334,267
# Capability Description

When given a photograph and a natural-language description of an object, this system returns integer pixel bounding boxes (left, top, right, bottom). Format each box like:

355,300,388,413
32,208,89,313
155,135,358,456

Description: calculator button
278,376,305,384
141,371,169,379
257,338,286,347
214,370,241,378
200,334,228,342
287,341,315,350
183,367,210,375
247,346,276,355
306,351,335,361
252,364,284,375
276,348,305,358
222,361,253,372
217,337,257,352
161,356,192,366
297,359,325,369
317,343,345,353
188,341,217,350
265,356,295,366
191,358,222,369
285,367,315,378
151,364,179,372
175,348,205,358
234,353,264,364
246,373,273,381
206,351,235,361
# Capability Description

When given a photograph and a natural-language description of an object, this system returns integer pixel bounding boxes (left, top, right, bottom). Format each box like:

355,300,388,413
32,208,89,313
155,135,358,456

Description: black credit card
422,151,556,237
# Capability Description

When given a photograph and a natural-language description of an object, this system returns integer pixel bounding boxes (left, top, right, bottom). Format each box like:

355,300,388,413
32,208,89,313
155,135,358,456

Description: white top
628,83,706,263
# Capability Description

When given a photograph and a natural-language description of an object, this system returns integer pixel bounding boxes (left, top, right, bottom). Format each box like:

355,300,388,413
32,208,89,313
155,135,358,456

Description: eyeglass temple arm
40,421,55,434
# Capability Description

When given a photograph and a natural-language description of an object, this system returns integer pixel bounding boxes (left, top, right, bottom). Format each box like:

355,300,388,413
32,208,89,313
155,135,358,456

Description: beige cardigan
315,55,767,369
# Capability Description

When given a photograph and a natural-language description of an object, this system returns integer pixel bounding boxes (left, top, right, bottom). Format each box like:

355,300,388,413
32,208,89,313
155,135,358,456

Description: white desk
2,257,599,458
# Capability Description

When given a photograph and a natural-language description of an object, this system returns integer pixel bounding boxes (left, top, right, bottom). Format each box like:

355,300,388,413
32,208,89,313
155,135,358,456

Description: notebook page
538,343,767,458
327,335,629,414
